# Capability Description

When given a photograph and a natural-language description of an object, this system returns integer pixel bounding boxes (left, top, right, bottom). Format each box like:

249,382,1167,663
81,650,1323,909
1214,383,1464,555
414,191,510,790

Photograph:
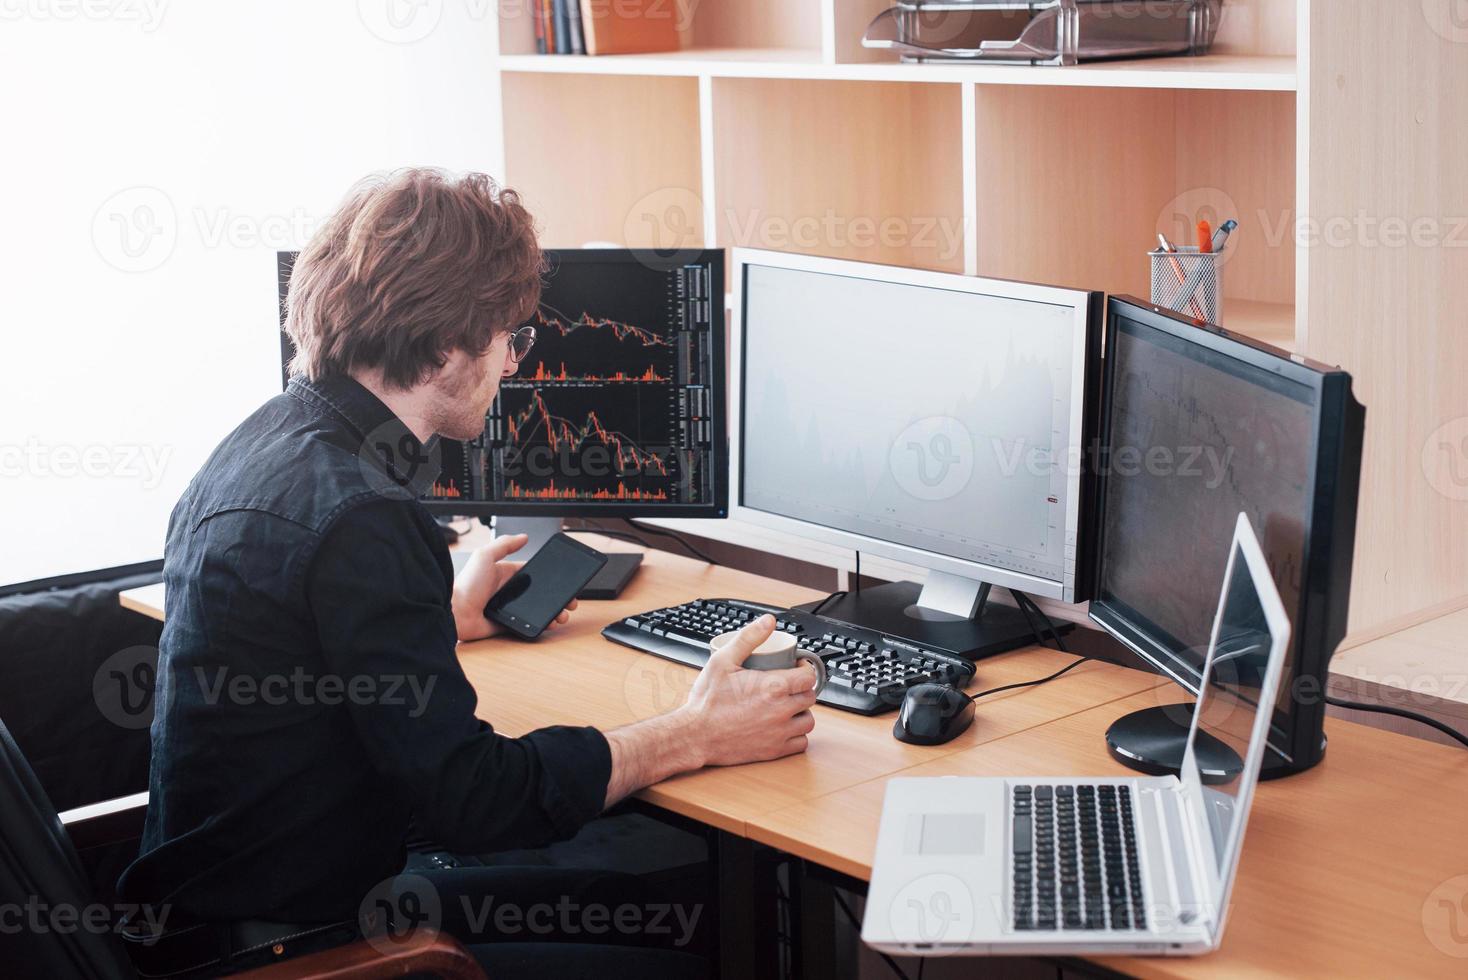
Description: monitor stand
490,516,643,600
1106,704,1321,783
792,572,1054,661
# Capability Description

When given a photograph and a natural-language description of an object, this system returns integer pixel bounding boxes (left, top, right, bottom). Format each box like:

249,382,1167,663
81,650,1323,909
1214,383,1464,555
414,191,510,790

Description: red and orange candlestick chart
525,307,671,383
532,307,671,346
504,388,669,481
527,362,667,383
503,480,670,502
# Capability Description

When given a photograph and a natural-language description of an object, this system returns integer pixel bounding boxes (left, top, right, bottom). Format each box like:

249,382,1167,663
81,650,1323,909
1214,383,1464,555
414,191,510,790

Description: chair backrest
0,717,137,979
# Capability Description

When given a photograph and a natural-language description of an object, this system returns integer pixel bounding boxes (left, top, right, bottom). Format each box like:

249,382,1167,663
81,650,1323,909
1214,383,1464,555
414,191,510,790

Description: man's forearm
602,708,707,808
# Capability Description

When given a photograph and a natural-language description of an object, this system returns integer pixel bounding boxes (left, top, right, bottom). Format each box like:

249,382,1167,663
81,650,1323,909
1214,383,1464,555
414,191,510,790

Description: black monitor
277,249,728,520
1089,297,1364,779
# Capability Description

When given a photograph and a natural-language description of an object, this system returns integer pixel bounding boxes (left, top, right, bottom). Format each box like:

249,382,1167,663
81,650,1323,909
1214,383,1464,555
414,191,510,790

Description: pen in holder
1149,246,1224,324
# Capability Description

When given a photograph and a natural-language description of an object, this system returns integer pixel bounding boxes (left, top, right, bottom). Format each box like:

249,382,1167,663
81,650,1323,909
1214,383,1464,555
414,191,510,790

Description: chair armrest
58,791,149,850
235,933,486,980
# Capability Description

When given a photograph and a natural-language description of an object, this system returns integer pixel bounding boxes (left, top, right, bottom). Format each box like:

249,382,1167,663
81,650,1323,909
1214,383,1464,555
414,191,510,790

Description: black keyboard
1011,784,1146,932
601,598,976,715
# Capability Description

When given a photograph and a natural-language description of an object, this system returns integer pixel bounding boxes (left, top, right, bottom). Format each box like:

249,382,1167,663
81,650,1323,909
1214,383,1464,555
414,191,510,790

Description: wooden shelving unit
490,0,1468,671
497,51,1297,92
493,0,1299,349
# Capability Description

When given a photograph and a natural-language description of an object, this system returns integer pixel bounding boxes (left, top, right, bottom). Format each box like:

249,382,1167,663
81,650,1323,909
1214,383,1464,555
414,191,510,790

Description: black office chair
0,717,484,979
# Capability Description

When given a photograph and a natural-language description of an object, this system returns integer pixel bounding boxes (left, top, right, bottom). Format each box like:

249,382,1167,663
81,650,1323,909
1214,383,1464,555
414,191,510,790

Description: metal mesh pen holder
1149,247,1224,323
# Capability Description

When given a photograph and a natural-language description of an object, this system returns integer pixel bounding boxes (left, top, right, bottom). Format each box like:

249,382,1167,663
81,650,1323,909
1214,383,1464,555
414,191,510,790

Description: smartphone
484,533,609,640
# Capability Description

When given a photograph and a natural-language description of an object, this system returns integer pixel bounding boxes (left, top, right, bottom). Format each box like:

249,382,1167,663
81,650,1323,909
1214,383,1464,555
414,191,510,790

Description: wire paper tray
862,0,1224,66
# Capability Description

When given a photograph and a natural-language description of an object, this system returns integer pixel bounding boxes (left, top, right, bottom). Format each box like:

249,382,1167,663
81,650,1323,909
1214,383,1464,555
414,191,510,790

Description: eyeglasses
506,325,537,363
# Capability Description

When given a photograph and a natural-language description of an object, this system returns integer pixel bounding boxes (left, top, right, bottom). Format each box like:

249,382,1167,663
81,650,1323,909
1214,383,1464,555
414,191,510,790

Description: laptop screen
1190,551,1275,870
1180,513,1290,926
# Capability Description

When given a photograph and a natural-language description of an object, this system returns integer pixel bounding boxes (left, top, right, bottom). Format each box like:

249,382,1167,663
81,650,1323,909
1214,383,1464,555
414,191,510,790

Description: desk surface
119,533,1468,977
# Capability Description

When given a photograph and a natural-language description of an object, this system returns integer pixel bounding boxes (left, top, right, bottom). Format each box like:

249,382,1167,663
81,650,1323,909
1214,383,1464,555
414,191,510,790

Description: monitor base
1106,704,1321,783
793,580,1054,661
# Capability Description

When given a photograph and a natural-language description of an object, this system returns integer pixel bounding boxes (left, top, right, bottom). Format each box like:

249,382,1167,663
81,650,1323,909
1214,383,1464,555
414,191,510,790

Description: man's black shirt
119,374,612,923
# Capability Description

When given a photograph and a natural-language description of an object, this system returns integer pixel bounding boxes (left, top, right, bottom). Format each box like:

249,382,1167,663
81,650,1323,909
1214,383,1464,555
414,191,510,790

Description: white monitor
731,249,1096,618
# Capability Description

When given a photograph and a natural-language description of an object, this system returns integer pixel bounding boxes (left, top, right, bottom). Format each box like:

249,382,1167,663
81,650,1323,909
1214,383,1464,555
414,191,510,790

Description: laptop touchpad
913,813,984,855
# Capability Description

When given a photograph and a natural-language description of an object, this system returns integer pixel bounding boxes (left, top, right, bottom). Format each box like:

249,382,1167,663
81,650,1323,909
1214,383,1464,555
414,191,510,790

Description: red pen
1198,219,1214,254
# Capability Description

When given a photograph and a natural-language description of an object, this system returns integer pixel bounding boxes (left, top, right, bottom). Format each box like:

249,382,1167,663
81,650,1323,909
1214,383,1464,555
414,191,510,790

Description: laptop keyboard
1011,784,1147,932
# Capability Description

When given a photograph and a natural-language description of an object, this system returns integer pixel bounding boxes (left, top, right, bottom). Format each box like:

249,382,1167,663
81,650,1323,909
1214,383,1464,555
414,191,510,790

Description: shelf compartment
970,84,1296,346
710,77,966,273
500,73,705,250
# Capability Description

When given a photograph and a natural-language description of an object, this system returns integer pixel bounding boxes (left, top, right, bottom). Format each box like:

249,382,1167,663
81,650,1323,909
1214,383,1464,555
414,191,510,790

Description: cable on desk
1325,695,1468,749
962,656,1095,705
1010,588,1068,653
808,590,847,618
565,523,651,550
832,888,911,980
627,520,720,565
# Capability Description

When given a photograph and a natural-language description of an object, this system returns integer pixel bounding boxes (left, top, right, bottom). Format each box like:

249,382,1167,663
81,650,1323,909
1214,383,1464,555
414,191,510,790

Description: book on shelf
566,0,585,54
580,0,680,56
553,0,570,54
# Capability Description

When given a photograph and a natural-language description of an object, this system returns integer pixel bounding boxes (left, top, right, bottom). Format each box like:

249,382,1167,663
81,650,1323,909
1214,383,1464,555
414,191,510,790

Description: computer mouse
893,683,975,745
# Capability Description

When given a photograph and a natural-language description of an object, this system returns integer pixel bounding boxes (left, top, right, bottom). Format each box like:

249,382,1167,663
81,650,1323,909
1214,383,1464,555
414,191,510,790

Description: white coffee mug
709,628,827,694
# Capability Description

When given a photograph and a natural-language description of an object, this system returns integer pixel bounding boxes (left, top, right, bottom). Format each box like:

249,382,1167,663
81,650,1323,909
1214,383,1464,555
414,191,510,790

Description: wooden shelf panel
499,50,1296,92
971,86,1296,310
500,73,706,249
711,77,966,273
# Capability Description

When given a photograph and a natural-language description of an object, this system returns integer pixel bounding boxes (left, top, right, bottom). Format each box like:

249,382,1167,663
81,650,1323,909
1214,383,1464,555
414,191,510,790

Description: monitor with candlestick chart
276,249,728,519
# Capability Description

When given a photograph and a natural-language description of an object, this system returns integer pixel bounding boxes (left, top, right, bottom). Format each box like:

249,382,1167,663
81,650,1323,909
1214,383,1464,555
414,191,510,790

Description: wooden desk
122,536,1161,835
119,533,1468,977
755,687,1468,979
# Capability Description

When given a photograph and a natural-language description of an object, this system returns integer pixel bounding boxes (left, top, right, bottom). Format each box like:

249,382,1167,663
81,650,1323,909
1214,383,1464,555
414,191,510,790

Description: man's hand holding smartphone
451,533,577,643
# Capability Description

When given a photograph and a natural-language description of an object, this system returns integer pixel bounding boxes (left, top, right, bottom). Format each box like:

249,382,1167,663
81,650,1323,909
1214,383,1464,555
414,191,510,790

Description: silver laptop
863,513,1290,957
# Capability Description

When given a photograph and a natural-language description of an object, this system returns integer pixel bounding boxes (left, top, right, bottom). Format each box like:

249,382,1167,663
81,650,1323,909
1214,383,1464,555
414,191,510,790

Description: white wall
0,2,504,586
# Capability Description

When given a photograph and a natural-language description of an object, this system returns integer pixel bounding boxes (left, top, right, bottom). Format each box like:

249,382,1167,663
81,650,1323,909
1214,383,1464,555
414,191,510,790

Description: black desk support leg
714,830,780,979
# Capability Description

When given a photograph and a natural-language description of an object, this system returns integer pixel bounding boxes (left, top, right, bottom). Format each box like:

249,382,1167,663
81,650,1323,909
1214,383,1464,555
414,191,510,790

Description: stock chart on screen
425,250,725,515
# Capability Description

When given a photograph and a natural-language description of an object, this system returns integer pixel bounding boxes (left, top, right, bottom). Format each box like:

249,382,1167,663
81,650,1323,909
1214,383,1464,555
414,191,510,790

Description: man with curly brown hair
119,169,815,978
